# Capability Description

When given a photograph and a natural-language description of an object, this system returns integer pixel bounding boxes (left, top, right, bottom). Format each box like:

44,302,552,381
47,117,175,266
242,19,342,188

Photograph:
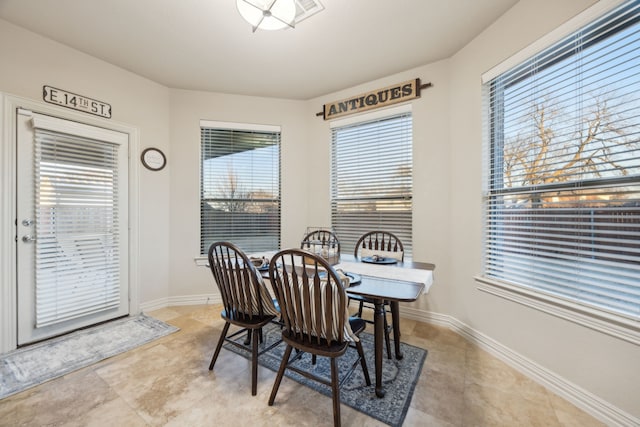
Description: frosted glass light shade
236,0,296,31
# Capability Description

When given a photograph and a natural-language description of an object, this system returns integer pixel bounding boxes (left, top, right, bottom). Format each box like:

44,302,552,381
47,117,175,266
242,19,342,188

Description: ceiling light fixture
236,0,296,32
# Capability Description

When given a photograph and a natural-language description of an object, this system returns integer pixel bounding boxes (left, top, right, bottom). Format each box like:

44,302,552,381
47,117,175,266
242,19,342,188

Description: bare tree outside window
216,165,249,213
503,96,640,191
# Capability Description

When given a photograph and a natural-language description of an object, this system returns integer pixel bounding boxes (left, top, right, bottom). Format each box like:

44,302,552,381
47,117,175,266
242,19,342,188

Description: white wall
166,61,450,317
306,60,453,314
167,89,309,299
0,19,172,312
448,0,640,420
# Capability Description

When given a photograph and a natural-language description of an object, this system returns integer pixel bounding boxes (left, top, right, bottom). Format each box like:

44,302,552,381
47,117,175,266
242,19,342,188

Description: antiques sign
43,86,112,119
320,78,428,120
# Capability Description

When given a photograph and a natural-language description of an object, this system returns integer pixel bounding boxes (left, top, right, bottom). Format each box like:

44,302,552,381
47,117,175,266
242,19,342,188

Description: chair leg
355,340,371,386
251,327,259,396
245,328,264,346
269,344,294,406
330,357,341,427
209,321,230,370
312,354,317,365
357,301,364,318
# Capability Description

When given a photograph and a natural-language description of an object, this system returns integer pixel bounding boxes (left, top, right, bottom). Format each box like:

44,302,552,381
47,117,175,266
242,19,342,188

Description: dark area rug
224,322,427,427
0,314,179,399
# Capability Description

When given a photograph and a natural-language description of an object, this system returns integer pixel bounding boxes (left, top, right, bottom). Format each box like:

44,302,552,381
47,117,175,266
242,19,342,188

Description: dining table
334,255,434,398
255,252,435,398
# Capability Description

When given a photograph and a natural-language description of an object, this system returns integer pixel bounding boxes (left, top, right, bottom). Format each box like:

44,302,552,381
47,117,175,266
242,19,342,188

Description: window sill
194,257,208,267
475,276,640,346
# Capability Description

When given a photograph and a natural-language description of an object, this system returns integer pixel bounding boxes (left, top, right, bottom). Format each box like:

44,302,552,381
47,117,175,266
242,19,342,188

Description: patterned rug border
224,323,427,427
0,313,179,400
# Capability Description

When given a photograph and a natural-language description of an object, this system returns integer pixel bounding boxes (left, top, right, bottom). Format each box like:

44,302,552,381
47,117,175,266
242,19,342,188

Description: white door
16,110,129,345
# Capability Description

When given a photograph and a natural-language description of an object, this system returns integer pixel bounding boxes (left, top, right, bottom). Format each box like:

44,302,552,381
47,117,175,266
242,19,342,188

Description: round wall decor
141,147,166,171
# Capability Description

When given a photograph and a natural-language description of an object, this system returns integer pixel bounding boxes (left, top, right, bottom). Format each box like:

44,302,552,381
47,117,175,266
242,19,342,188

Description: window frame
330,106,413,258
198,120,281,260
478,0,640,345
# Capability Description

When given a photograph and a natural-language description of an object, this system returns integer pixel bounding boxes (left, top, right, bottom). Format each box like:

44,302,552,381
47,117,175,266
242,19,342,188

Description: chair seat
349,296,391,323
280,317,367,358
282,331,349,355
348,294,368,302
221,309,277,329
348,316,366,335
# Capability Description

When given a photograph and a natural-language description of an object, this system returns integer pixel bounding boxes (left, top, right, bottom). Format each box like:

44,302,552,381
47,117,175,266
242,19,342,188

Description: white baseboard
138,294,221,313
400,306,639,427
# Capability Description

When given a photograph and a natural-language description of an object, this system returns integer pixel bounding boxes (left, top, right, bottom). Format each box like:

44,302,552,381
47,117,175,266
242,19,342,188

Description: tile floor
0,304,605,426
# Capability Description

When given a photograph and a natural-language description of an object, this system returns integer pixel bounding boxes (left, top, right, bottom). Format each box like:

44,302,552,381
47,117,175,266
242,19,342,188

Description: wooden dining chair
267,248,371,427
300,228,340,265
352,230,405,359
207,241,281,396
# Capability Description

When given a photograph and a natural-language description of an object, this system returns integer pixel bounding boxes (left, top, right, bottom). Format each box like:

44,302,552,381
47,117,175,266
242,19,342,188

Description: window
331,108,413,257
482,1,640,330
200,121,280,254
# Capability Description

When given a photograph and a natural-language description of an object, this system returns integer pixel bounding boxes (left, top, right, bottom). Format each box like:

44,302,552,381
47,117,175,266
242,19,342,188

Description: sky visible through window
202,145,279,200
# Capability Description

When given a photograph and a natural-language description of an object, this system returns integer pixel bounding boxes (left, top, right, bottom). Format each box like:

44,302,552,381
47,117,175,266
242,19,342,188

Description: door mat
0,314,179,400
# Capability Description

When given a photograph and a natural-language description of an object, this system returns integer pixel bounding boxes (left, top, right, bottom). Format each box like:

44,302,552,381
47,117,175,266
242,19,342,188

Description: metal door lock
22,235,36,243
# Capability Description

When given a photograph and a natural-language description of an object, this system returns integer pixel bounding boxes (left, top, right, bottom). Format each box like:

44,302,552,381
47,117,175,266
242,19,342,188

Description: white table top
251,251,435,294
335,259,433,293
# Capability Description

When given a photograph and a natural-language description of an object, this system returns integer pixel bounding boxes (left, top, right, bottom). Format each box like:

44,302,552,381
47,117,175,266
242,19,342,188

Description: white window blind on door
331,111,413,257
483,0,640,321
32,115,126,327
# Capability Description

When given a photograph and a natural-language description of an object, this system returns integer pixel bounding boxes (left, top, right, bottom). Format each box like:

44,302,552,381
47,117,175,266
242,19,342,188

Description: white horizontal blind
200,125,281,254
483,0,640,320
34,128,121,327
331,112,413,257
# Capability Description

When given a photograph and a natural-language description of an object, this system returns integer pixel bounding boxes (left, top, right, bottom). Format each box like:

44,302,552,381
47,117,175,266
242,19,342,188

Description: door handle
22,235,36,243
